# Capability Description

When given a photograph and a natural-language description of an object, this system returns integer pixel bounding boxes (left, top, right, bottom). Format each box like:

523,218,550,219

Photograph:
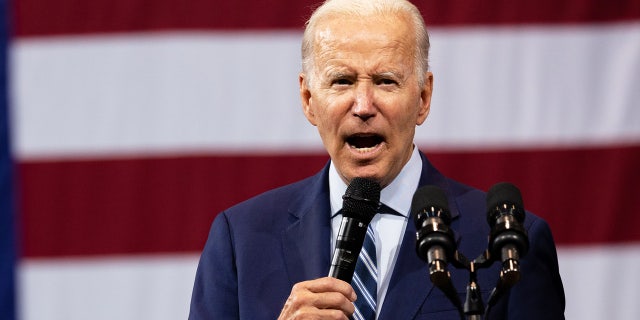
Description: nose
352,82,376,121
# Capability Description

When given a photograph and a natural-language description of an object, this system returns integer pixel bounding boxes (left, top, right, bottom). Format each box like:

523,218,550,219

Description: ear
416,72,433,126
299,73,318,126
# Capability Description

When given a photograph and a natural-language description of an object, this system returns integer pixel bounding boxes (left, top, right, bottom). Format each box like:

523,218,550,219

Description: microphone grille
342,177,381,223
411,185,450,215
486,182,523,211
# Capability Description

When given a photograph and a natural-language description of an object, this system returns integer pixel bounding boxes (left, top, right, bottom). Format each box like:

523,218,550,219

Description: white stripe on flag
17,244,640,320
559,243,640,320
18,254,199,320
425,22,640,150
11,23,640,159
11,32,319,158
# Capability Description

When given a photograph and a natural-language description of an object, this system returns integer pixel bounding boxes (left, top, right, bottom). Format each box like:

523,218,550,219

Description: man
189,0,565,319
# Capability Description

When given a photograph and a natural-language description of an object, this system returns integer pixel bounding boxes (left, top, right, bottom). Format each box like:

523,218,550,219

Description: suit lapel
379,152,462,319
281,167,332,285
279,154,464,318
378,213,433,319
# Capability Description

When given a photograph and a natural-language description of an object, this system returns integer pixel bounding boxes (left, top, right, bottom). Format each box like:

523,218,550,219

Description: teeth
356,147,375,153
350,145,378,153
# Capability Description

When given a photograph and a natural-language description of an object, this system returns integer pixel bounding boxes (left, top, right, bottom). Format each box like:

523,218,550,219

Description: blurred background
1,0,639,319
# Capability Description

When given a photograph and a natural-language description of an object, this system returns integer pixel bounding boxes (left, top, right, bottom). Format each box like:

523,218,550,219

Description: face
300,12,433,188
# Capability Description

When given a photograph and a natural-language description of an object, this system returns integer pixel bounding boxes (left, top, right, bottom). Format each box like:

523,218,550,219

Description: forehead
311,12,416,69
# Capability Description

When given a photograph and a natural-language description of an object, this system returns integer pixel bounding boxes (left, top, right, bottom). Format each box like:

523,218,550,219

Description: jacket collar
281,164,332,284
378,151,462,319
281,152,464,318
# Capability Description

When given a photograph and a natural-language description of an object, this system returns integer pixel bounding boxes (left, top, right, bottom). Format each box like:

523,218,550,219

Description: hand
278,277,357,320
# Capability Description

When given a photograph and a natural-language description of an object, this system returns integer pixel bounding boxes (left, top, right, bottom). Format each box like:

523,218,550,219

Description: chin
344,167,385,185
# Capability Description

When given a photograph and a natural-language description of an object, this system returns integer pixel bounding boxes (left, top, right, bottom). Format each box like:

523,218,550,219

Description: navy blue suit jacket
189,152,565,319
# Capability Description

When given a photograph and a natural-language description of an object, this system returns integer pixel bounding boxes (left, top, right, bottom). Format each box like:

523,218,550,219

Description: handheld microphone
486,182,529,287
328,177,381,282
412,185,456,286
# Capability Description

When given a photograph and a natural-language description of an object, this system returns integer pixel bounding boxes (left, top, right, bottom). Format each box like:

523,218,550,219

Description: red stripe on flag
13,0,640,37
18,153,329,258
427,144,640,247
18,144,640,258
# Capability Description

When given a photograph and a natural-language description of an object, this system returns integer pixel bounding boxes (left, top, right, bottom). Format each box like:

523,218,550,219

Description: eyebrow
323,66,353,79
376,71,403,79
324,70,404,79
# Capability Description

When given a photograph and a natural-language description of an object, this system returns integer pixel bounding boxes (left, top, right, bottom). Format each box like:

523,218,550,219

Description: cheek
315,100,348,129
386,111,420,142
313,110,341,142
387,99,419,125
314,109,336,129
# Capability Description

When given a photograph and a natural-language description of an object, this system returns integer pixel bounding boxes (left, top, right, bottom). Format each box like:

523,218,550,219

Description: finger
304,277,357,301
281,306,349,320
313,291,356,316
279,279,356,320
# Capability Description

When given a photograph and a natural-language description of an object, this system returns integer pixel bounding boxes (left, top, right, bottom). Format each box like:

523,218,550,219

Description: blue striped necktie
352,224,377,320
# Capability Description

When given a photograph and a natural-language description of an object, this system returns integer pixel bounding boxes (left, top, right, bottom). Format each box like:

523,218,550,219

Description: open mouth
346,134,384,152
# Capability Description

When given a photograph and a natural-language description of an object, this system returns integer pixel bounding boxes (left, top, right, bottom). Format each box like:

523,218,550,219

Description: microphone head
411,185,451,225
342,177,381,223
486,182,525,224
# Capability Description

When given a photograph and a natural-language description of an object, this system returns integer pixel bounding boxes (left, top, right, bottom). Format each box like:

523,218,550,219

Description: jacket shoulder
221,167,328,223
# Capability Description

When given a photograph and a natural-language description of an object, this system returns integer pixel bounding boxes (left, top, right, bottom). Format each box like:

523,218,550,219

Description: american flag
2,0,640,319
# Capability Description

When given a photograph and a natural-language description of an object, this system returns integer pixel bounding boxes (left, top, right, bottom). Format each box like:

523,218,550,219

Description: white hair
301,0,430,86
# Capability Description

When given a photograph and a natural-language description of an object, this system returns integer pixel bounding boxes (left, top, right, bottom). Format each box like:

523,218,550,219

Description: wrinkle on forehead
308,12,418,85
315,39,414,81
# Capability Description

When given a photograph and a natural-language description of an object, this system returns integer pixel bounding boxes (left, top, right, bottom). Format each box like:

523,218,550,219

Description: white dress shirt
329,146,422,317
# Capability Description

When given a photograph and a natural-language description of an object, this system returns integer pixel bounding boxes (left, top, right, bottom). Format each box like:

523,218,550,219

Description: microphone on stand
485,182,529,308
412,185,456,285
328,177,381,282
412,185,463,316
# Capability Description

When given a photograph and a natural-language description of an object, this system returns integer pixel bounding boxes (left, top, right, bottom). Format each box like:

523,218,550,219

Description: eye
377,78,398,86
331,77,353,86
374,73,400,87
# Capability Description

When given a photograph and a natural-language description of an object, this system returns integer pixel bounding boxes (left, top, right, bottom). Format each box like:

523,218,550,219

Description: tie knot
378,203,403,217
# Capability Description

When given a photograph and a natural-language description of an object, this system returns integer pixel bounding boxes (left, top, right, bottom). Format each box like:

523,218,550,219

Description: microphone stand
436,249,521,320
413,183,527,319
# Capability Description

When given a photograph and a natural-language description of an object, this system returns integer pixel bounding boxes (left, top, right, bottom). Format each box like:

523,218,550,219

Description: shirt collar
329,146,422,218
